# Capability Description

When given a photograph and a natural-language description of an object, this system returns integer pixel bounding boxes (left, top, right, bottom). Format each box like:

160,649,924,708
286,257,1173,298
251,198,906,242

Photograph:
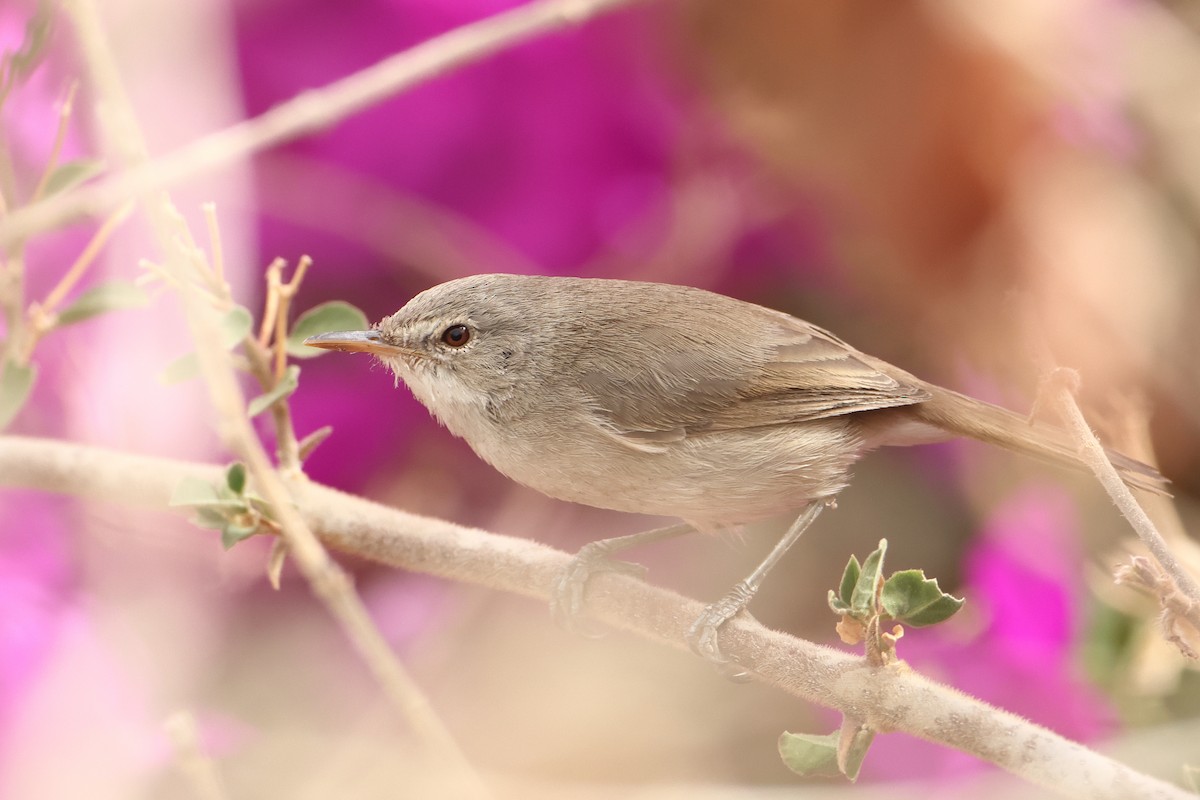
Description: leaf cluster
169,463,275,549
827,539,964,642
778,540,964,783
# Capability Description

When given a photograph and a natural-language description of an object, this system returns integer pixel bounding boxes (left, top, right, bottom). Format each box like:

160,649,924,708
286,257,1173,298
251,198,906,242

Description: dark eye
441,324,471,348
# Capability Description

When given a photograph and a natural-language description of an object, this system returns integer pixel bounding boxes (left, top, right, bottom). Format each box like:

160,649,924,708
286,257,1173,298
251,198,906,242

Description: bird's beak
303,330,420,358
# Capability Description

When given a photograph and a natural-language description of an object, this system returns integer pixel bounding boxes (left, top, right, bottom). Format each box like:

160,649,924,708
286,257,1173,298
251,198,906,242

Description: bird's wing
578,314,930,451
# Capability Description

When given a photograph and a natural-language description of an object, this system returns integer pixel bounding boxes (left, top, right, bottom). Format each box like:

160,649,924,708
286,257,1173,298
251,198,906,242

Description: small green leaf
286,301,369,358
169,476,220,507
881,569,964,627
40,158,104,198
850,539,887,616
0,360,36,430
247,365,300,417
225,462,247,496
221,522,259,550
168,476,242,508
218,306,254,347
838,555,861,607
778,731,842,779
827,590,850,614
158,306,254,385
836,721,875,782
1081,602,1136,687
193,507,231,531
56,280,148,326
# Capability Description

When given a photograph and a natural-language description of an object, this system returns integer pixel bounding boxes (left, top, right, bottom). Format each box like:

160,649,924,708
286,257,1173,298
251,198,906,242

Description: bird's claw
686,583,757,682
551,542,648,637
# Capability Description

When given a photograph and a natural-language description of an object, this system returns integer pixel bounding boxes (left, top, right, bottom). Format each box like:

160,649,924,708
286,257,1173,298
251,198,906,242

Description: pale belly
475,418,868,527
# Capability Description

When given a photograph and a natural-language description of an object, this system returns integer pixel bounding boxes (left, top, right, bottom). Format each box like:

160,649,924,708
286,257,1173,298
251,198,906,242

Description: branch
62,0,488,792
163,710,229,800
0,0,649,250
0,435,1190,800
1038,363,1200,656
1053,371,1200,603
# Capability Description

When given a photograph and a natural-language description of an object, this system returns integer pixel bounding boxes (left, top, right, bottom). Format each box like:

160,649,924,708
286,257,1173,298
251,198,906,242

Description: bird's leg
553,522,695,636
688,501,827,679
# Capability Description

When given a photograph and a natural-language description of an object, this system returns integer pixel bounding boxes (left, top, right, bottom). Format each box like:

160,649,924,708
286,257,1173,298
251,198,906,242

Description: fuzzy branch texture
0,435,1190,800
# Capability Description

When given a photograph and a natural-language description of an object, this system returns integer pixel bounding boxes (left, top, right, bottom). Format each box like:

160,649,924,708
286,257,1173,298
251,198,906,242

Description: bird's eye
440,324,471,348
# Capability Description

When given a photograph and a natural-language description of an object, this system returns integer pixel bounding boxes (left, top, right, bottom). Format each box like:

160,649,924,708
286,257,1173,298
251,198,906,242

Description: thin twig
273,255,309,381
35,200,131,313
0,0,650,250
20,201,133,363
163,711,229,800
243,255,304,471
257,257,285,348
1020,296,1200,656
30,81,79,202
0,435,1192,800
202,203,226,292
1043,367,1200,643
0,250,26,364
63,0,488,793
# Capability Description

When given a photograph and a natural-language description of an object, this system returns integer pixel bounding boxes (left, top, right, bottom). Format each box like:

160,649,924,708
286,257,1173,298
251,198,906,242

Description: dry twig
62,0,489,793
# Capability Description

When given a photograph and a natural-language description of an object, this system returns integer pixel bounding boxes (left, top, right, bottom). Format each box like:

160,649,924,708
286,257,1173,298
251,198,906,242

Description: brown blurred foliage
683,0,1200,489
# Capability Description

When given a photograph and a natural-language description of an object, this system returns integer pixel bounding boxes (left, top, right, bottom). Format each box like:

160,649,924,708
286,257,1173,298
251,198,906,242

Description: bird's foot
687,582,758,682
551,540,648,638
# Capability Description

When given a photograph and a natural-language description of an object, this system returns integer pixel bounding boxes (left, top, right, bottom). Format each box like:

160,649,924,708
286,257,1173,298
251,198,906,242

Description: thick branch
0,435,1190,800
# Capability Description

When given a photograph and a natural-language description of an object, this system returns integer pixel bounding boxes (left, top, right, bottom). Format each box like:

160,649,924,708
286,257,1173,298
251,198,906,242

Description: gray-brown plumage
306,273,1167,670
308,273,1165,529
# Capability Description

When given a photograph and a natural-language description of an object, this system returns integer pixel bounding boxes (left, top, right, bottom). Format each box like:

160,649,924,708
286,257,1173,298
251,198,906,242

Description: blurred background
2,0,1200,796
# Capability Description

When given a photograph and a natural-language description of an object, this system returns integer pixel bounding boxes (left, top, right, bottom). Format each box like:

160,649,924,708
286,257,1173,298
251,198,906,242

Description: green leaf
193,507,231,531
225,462,247,495
1082,603,1137,688
778,731,842,779
838,555,860,607
40,159,104,198
0,360,36,430
169,476,220,507
827,590,849,614
56,280,148,326
168,476,242,508
247,365,299,418
286,301,369,358
218,306,254,347
221,521,259,550
881,569,964,627
158,306,253,385
850,539,887,616
836,721,875,782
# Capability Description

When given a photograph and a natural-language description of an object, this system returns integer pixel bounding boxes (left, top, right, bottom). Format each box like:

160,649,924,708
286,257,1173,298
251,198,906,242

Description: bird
305,273,1166,673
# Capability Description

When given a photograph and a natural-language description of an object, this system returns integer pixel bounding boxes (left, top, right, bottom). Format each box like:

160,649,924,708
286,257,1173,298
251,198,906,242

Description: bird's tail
912,387,1169,495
